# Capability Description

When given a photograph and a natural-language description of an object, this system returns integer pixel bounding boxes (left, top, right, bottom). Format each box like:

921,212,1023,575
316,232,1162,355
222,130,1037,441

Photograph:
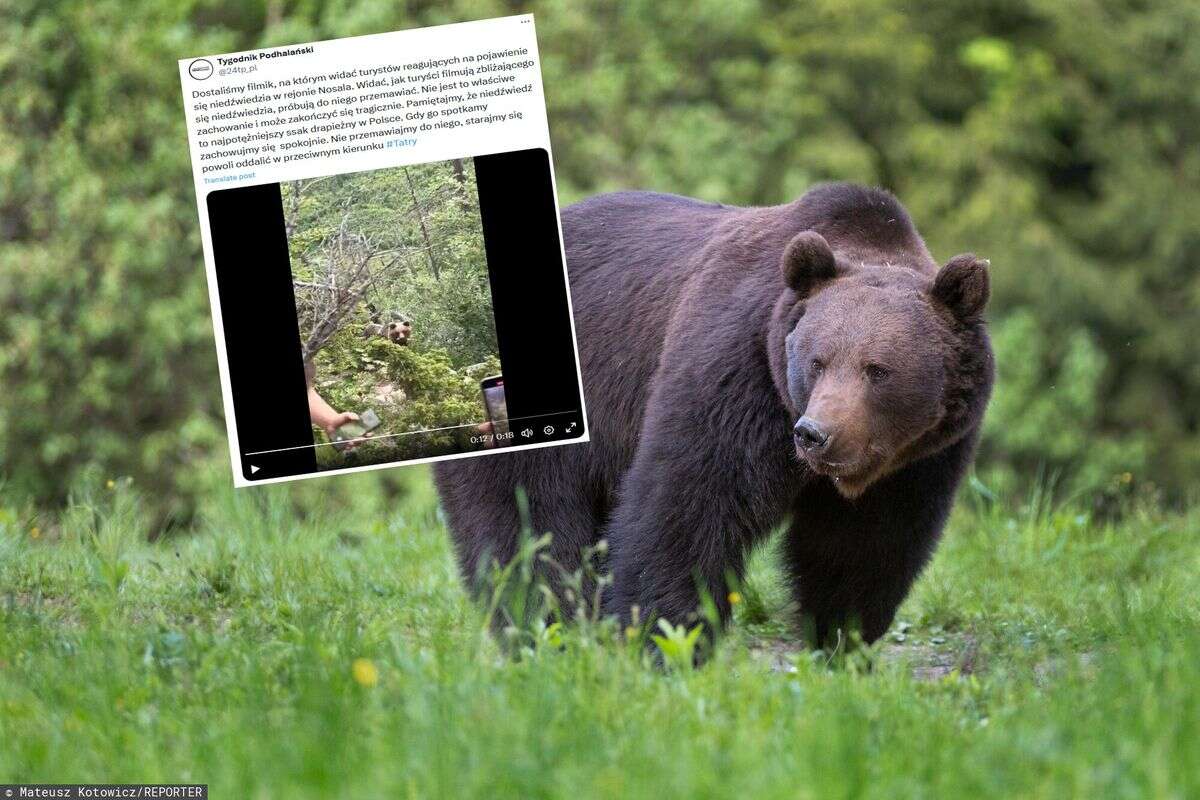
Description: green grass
1,469,1198,798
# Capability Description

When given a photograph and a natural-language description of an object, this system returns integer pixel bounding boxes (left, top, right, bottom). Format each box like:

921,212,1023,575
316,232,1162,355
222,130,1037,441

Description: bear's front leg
601,371,796,640
784,434,977,650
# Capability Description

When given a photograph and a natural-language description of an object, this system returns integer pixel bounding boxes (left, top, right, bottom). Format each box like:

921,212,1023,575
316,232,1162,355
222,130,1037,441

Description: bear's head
386,315,413,345
772,230,993,499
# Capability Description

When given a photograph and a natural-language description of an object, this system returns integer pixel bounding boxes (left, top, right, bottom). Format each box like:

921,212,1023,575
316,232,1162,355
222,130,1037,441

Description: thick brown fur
435,183,994,650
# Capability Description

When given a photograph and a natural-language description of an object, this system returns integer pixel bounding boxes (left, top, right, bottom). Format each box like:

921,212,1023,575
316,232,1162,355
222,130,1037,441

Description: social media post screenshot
179,16,587,485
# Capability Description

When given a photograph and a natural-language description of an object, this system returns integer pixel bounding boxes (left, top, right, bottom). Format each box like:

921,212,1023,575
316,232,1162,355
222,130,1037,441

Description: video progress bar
243,410,581,456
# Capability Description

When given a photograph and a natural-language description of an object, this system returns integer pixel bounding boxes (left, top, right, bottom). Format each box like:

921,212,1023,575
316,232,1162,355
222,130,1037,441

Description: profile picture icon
189,58,213,80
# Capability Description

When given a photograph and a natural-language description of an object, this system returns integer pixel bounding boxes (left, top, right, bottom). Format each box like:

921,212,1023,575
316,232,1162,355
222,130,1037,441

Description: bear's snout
793,416,830,451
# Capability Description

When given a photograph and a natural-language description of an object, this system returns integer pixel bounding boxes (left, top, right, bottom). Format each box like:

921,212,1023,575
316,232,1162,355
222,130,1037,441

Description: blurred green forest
2,0,1198,520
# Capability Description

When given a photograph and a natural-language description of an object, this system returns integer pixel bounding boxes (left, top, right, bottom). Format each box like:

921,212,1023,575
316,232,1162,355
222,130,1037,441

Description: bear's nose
793,416,829,450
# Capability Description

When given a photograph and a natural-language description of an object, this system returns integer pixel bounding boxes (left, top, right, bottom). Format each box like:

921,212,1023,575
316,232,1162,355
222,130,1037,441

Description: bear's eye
810,359,824,377
864,364,890,383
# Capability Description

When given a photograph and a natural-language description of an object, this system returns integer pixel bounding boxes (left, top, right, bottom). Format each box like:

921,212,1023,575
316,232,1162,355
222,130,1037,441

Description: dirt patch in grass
749,630,983,681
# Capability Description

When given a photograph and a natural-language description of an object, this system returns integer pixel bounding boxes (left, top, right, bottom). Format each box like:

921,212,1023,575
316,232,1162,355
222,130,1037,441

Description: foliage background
286,159,497,367
1,0,1198,519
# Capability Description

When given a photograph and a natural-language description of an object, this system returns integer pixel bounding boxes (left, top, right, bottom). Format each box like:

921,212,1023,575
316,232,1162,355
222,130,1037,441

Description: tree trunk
404,167,439,280
451,158,472,211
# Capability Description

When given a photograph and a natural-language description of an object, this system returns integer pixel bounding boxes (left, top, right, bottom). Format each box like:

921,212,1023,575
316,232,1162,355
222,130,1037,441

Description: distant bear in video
435,183,994,650
362,305,412,346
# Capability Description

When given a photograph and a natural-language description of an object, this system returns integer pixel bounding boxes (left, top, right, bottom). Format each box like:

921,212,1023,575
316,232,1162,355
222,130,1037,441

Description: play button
250,464,261,474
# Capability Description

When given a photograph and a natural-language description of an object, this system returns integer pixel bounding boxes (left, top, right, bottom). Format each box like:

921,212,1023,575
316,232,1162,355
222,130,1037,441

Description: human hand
327,412,373,451
323,411,359,439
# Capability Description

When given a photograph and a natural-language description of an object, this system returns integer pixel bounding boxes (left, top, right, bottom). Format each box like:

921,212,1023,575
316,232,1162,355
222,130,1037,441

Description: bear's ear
781,231,837,295
932,254,990,320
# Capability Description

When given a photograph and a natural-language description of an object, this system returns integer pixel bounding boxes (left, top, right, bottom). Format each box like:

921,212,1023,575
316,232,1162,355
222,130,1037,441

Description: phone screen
481,375,510,436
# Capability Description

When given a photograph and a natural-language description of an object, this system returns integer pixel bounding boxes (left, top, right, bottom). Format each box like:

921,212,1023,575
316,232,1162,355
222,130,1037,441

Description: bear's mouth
806,457,863,479
800,453,881,498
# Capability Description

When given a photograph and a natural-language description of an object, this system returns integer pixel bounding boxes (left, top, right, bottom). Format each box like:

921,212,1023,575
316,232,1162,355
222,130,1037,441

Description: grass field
1,467,1198,798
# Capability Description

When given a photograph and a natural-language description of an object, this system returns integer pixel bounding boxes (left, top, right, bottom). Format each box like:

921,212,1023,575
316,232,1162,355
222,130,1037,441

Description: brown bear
434,183,993,649
362,306,413,345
